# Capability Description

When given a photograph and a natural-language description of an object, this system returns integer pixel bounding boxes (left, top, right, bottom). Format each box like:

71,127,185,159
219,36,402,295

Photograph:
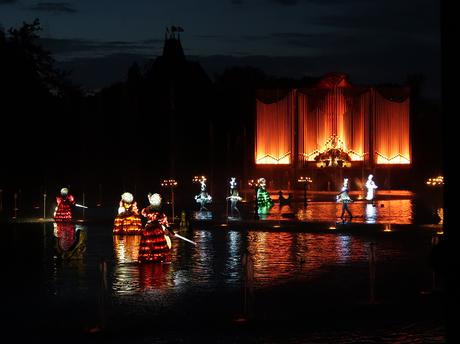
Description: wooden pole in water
369,242,376,304
242,250,254,320
99,258,107,329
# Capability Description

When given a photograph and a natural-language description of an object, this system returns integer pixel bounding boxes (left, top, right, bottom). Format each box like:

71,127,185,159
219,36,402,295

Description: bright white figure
226,177,242,217
195,179,212,211
365,174,378,201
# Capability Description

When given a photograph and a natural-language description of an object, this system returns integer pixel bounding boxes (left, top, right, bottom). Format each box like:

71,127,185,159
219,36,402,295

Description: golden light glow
426,176,444,186
193,176,207,183
297,88,366,162
384,224,392,232
255,92,294,165
161,179,178,187
376,153,411,164
297,176,312,183
374,91,411,165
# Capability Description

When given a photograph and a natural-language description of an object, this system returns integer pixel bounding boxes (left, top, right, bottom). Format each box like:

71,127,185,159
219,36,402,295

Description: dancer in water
113,192,143,234
138,193,175,263
337,178,353,221
54,187,76,222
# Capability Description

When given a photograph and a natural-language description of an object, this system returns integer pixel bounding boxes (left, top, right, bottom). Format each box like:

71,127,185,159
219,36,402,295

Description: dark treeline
0,19,442,213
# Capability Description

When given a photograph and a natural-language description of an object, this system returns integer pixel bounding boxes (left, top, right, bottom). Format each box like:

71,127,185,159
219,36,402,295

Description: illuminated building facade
255,73,411,171
255,74,411,167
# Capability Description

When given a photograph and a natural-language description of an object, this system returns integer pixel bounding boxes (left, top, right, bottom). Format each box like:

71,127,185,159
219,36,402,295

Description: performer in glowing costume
113,192,143,234
54,187,76,222
227,177,242,217
365,174,378,201
138,193,175,263
195,179,212,211
257,178,274,214
337,178,353,220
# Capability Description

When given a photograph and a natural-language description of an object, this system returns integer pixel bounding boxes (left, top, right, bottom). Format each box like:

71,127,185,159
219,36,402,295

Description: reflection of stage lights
436,230,444,235
220,223,228,227
329,226,336,230
384,224,392,232
273,225,281,228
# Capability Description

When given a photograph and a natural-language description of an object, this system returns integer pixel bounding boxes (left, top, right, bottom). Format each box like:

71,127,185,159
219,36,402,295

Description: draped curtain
297,88,367,162
343,88,369,160
374,90,411,164
255,90,294,164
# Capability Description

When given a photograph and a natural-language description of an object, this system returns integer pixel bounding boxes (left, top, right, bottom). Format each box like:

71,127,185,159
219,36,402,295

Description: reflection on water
3,221,443,342
110,229,371,292
247,231,368,287
53,222,87,260
293,199,414,224
113,235,141,263
365,204,377,224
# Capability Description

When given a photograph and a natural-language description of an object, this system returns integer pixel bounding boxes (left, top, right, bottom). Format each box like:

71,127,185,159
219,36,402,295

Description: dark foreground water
1,217,446,343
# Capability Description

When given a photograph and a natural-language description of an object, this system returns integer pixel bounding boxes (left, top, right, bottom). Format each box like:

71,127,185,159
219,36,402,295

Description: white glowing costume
365,174,378,201
227,177,242,217
195,180,212,211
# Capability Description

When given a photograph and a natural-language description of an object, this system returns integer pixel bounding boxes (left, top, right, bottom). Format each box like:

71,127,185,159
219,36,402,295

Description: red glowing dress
113,200,143,234
138,206,173,263
54,194,76,222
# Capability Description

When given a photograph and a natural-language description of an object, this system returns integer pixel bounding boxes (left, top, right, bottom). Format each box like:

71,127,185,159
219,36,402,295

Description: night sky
0,0,441,100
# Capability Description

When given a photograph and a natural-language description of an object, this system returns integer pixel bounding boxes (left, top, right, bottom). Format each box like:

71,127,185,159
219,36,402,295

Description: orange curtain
255,90,294,164
297,88,367,162
374,90,411,164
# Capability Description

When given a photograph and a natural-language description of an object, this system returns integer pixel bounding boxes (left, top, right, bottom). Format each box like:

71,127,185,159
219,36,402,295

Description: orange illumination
374,91,411,165
297,87,366,162
255,91,294,165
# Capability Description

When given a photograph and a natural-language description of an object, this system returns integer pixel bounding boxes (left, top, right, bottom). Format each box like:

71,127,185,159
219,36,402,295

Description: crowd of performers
51,174,378,262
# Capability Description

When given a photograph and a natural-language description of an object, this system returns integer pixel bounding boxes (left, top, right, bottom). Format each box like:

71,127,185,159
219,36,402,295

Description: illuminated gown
138,206,171,263
113,201,143,234
257,187,274,214
54,194,76,222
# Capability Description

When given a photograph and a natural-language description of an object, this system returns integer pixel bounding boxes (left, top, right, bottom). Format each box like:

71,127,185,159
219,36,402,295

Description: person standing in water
337,178,353,221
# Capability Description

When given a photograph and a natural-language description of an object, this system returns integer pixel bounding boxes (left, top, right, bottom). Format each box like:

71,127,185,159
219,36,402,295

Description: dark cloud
56,53,150,90
0,0,18,4
54,50,440,102
29,2,77,13
231,0,244,4
40,37,161,59
270,0,300,5
311,0,439,36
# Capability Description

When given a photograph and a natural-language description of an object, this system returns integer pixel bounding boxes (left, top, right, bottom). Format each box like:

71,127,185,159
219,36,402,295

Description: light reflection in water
244,231,367,287
293,199,414,224
365,204,377,224
111,229,369,293
112,235,175,293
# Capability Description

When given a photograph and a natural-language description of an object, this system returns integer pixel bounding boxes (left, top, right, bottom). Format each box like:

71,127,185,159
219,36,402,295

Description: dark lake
1,190,446,343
